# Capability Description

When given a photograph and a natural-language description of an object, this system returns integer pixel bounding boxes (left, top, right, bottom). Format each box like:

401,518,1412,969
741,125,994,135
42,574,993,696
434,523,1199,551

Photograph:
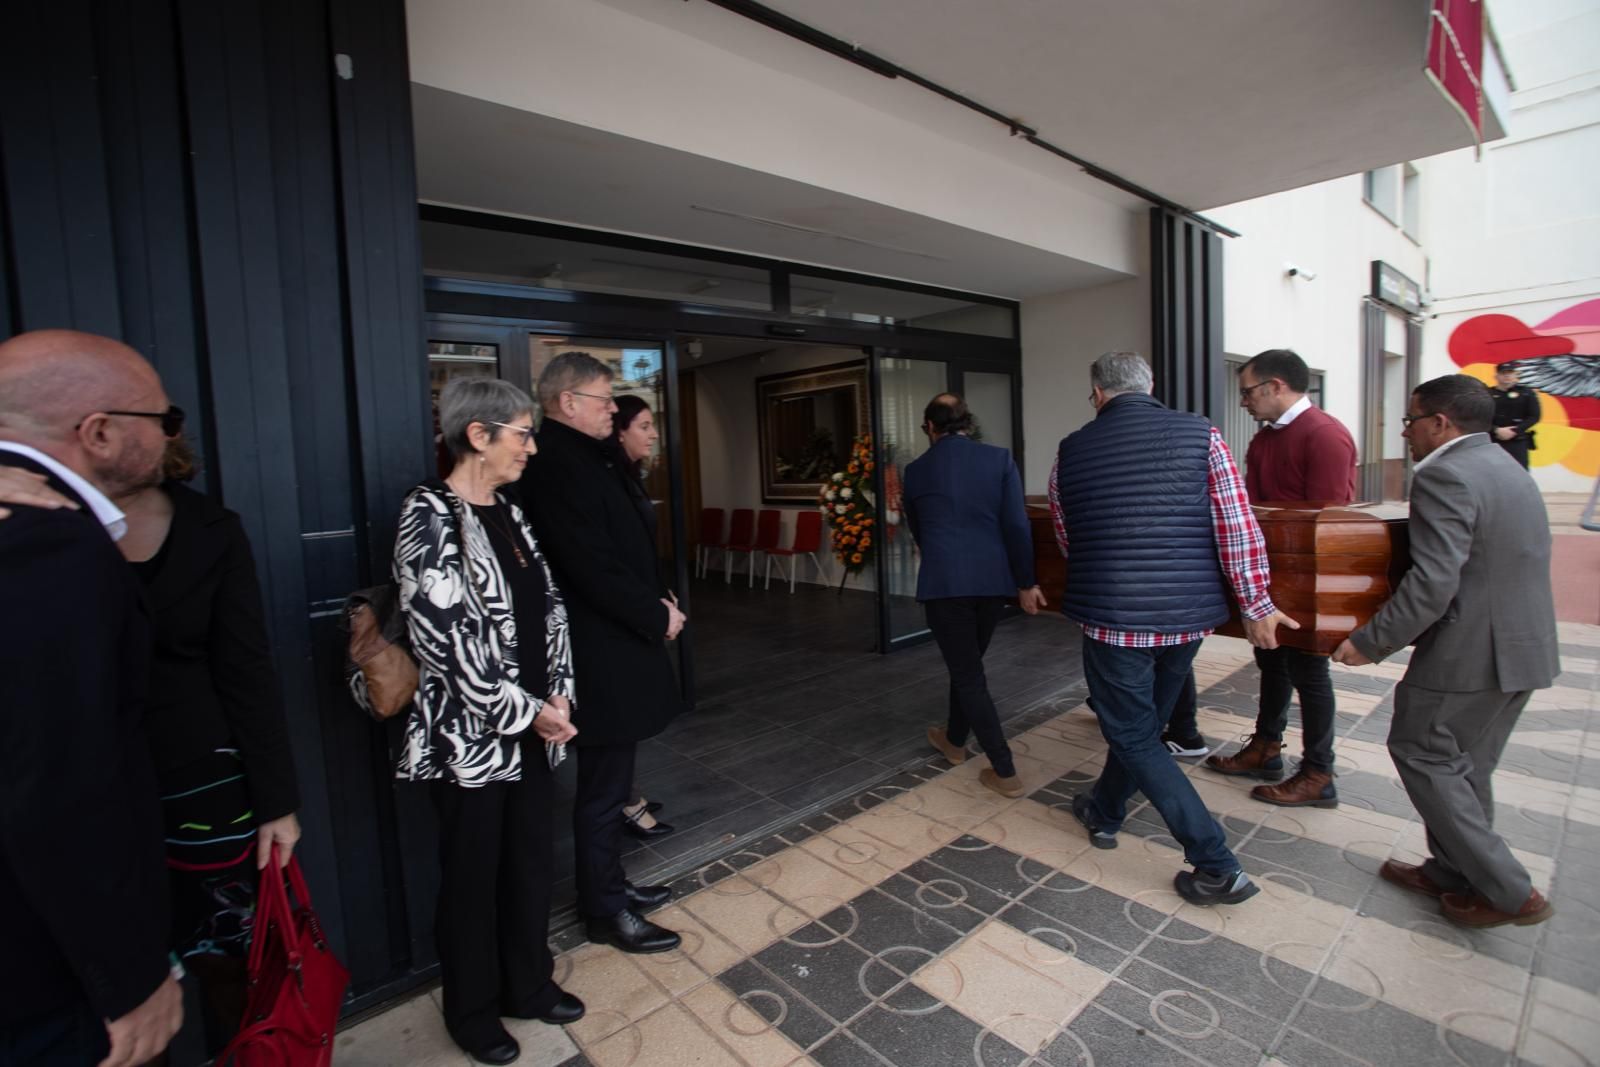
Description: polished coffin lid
1216,502,1411,654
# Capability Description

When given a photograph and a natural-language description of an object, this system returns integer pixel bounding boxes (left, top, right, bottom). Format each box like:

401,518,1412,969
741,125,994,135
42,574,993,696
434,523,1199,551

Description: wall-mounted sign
1371,261,1422,315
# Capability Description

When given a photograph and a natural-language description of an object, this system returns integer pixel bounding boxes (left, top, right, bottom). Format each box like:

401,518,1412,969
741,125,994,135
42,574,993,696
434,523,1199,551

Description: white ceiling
412,85,1131,299
656,0,1504,210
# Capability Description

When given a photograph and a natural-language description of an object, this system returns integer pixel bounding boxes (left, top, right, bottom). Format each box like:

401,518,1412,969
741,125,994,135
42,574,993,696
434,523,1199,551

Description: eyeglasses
489,421,536,446
1238,380,1276,400
1400,412,1437,428
567,389,616,405
93,405,186,437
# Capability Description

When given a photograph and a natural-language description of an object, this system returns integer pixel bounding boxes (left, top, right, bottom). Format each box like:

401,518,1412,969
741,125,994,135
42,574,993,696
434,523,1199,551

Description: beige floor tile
1329,916,1530,1025
553,943,672,1046
680,980,813,1067
913,919,1109,1057
753,840,885,912
335,990,470,1067
1210,874,1348,953
583,1002,745,1067
839,801,964,862
1008,729,1098,770
679,882,808,957
1522,999,1600,1067
500,1014,582,1067
1260,806,1404,852
970,798,1091,870
901,775,1015,829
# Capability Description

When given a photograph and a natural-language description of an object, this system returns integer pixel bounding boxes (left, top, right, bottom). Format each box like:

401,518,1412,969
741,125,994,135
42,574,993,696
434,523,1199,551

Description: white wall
1018,271,1150,494
693,345,875,590
1206,173,1432,458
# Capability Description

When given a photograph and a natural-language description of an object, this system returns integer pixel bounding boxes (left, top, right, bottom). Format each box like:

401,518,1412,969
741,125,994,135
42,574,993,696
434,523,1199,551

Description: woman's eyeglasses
97,405,186,437
490,421,536,446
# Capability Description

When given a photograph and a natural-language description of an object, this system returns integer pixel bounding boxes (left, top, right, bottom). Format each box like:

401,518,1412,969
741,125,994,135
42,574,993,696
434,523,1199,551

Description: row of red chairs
697,507,824,592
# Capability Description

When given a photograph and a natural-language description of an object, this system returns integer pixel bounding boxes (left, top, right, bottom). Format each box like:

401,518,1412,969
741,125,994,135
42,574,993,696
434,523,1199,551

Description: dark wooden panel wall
1150,207,1227,419
0,0,435,1004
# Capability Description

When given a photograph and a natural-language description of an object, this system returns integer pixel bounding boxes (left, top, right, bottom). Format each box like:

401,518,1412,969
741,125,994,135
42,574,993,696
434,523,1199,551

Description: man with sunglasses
0,330,184,1067
1184,349,1357,811
1334,375,1558,929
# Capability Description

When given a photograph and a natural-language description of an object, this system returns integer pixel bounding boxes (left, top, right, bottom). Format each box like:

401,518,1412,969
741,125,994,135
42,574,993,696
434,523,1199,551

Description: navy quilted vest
1055,393,1229,633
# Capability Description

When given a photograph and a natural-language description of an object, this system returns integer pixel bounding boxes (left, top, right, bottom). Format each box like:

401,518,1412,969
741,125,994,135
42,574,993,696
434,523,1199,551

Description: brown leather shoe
979,768,1024,798
1441,889,1553,928
1379,860,1447,899
1205,734,1285,780
1251,768,1337,808
927,726,967,765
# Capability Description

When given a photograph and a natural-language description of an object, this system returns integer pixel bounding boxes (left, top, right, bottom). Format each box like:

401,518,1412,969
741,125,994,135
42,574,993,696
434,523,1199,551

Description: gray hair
1090,351,1154,398
439,377,534,460
536,351,614,412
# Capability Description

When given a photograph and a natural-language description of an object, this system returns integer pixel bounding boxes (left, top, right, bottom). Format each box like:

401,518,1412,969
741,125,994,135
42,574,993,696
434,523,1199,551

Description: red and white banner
1426,0,1486,149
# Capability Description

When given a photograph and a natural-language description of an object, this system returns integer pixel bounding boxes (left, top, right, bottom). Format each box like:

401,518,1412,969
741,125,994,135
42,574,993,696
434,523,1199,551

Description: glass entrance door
874,355,949,646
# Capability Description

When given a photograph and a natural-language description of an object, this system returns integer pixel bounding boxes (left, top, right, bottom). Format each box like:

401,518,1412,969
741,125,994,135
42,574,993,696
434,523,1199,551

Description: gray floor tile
1049,1003,1198,1067
811,1029,892,1067
1293,979,1507,1067
1015,874,1162,952
877,871,992,933
1138,921,1309,1022
754,929,878,1024
822,886,964,959
717,959,836,1052
994,900,1133,974
921,837,1053,901
770,758,890,809
851,1004,1029,1067
1093,980,1267,1066
1117,957,1281,1049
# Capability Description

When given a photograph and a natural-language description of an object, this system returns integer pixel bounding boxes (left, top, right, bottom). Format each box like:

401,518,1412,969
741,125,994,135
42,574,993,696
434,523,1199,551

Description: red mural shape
1448,299,1600,431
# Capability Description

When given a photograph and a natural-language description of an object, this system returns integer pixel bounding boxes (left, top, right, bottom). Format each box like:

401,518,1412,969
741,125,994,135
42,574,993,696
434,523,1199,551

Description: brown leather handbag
343,584,417,720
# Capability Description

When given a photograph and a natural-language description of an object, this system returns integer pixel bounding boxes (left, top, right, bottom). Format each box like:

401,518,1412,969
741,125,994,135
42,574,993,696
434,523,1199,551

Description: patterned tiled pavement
339,622,1600,1067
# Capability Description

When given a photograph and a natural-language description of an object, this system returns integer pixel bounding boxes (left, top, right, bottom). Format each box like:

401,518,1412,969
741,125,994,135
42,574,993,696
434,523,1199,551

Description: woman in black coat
516,351,683,954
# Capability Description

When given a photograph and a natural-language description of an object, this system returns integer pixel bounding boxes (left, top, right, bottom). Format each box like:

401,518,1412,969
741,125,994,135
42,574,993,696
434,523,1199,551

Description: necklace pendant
513,547,528,568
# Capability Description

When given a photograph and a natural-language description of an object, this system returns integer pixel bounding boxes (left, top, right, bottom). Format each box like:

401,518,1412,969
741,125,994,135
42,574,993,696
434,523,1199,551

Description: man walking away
1201,349,1357,809
904,393,1047,798
1050,351,1298,906
1334,375,1559,929
0,330,183,1067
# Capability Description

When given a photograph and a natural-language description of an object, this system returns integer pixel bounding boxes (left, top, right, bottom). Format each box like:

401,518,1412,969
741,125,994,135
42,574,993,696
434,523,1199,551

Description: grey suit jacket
1348,434,1559,693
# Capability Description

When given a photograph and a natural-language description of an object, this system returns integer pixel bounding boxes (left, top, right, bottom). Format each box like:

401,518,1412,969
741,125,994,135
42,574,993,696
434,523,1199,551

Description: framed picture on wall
756,360,871,504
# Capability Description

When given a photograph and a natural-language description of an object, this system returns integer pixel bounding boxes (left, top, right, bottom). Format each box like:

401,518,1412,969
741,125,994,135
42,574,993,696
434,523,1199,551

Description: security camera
1284,262,1317,281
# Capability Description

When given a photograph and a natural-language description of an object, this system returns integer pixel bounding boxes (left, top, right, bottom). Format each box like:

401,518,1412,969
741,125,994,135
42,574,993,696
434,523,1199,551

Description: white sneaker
1163,735,1211,758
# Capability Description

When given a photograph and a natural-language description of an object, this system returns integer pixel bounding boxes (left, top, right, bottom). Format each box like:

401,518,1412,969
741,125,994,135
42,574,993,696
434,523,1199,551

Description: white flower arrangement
840,487,853,500
831,472,844,482
824,489,837,502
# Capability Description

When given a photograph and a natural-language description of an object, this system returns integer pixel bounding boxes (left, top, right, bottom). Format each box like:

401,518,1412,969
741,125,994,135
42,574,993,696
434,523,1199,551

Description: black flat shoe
464,1036,520,1065
536,992,585,1025
586,908,682,954
623,805,676,841
625,882,671,910
645,800,664,815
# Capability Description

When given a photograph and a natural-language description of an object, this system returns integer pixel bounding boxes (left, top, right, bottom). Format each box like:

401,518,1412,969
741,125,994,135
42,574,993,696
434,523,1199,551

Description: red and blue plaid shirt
1047,426,1276,648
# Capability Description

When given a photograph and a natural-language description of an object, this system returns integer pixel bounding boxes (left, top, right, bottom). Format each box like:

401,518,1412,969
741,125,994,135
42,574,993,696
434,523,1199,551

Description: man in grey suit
1333,374,1559,929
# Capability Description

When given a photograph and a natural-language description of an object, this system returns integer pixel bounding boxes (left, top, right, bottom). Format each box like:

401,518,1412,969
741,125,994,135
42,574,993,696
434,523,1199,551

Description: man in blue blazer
902,393,1046,798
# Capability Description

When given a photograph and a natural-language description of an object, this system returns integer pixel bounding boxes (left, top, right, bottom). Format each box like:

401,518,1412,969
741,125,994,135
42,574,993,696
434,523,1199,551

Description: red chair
715,508,754,582
765,510,823,593
726,508,780,586
695,507,726,579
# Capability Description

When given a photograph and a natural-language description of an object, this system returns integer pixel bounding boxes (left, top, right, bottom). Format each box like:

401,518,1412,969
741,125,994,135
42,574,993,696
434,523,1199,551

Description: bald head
0,329,170,495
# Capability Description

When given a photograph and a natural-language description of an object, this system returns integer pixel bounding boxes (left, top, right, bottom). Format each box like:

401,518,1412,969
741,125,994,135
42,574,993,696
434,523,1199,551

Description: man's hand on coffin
1243,610,1300,650
1331,639,1372,666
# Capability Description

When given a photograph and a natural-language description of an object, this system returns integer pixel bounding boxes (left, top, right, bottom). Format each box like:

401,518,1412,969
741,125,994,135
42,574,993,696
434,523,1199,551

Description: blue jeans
1082,634,1239,875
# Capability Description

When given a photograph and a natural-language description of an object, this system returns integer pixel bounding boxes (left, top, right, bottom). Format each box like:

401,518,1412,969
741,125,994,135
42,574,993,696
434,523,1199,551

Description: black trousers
1496,437,1530,469
1254,645,1337,772
574,741,637,918
925,597,1014,777
430,744,559,1048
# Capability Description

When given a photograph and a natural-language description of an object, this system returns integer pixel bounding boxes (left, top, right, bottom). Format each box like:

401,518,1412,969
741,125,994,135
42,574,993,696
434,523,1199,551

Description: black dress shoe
625,882,671,910
586,908,682,954
536,992,586,1025
464,1036,520,1065
623,806,676,841
645,800,664,815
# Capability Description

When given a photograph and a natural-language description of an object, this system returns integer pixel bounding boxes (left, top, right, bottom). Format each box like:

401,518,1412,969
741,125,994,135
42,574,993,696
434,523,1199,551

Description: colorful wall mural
1447,297,1600,478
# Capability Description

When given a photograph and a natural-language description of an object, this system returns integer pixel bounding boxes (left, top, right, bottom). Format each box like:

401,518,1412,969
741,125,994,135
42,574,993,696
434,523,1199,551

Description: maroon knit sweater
1244,404,1358,505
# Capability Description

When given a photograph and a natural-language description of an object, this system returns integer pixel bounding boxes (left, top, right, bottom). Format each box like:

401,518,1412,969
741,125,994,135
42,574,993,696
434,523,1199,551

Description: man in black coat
0,330,183,1067
518,351,684,954
1489,362,1540,469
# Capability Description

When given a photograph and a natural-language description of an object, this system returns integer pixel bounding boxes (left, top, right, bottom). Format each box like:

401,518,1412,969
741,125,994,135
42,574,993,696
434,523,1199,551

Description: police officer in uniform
1488,362,1540,469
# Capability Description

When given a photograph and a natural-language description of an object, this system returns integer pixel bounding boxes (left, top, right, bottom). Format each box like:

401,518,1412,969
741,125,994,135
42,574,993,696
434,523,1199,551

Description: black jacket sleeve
999,453,1036,588
1513,391,1541,436
207,514,300,822
0,509,170,1020
523,459,669,643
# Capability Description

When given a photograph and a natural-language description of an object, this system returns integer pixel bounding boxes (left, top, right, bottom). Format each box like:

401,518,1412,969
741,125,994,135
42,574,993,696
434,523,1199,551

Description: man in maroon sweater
1199,350,1358,807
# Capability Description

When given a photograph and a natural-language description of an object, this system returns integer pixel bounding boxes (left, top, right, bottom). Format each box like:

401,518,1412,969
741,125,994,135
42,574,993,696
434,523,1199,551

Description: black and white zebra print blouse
392,481,575,786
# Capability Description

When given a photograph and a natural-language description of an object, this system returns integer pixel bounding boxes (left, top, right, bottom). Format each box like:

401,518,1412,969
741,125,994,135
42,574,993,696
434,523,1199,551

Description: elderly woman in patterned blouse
393,377,583,1066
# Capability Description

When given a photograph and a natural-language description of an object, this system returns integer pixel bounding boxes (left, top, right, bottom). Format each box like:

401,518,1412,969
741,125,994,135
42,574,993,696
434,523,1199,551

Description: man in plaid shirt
1049,352,1298,906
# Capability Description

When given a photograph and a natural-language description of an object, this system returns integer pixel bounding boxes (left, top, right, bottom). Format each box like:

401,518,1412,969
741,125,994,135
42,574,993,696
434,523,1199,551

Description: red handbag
217,847,350,1066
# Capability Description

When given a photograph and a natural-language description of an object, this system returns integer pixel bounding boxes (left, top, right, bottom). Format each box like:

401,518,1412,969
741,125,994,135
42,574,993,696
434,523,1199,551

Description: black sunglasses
99,404,186,437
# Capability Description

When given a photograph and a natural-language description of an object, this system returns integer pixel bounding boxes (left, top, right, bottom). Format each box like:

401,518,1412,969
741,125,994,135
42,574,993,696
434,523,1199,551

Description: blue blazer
901,434,1036,601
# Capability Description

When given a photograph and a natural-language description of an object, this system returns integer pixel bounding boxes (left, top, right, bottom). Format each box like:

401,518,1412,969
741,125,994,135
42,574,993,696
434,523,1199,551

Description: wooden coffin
1025,497,1409,654
1216,502,1410,654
